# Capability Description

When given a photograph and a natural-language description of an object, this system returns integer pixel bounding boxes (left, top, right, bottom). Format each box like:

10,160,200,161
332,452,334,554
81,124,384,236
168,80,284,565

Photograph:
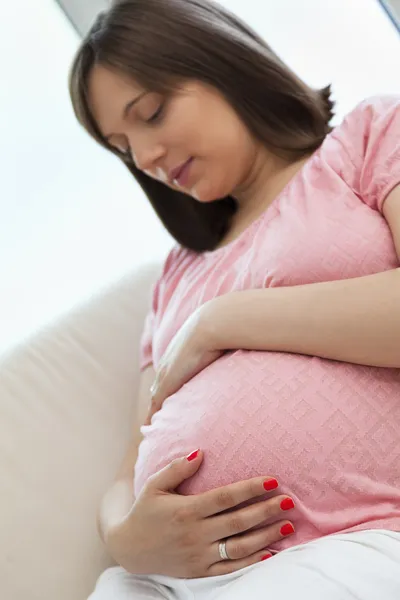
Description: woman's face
88,64,263,203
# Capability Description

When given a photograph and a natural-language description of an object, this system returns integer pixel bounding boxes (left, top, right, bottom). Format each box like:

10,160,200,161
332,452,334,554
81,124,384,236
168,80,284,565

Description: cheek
209,113,251,158
209,125,251,174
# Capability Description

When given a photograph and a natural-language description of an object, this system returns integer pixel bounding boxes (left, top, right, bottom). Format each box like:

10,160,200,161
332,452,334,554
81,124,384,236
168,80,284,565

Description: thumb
147,449,203,493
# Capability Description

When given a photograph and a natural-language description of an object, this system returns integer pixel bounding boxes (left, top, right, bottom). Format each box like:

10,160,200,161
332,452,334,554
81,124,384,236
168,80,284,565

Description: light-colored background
2,0,399,356
383,0,400,23
56,0,400,36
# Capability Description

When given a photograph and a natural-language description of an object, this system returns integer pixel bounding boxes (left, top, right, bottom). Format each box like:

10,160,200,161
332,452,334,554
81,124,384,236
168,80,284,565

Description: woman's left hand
145,303,223,425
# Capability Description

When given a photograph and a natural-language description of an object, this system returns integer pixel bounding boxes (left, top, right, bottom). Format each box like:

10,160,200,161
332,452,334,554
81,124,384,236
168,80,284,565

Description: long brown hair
69,0,334,252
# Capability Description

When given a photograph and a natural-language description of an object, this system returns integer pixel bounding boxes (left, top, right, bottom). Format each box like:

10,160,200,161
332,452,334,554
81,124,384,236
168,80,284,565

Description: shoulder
350,94,400,114
326,95,400,166
335,95,400,140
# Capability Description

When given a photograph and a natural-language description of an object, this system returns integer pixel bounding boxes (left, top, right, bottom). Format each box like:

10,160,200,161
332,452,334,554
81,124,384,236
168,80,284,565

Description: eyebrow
104,91,148,141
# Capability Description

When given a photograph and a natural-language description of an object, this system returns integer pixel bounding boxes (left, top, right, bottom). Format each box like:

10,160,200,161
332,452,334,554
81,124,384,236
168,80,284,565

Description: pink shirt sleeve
332,95,400,212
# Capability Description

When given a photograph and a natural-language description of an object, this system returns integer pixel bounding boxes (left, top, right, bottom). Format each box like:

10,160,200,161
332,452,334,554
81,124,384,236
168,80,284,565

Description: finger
197,476,279,518
145,368,170,424
148,392,163,416
151,363,167,395
147,388,171,424
145,449,203,492
144,396,160,425
207,494,295,541
211,517,295,563
144,400,158,425
149,364,168,403
207,549,274,577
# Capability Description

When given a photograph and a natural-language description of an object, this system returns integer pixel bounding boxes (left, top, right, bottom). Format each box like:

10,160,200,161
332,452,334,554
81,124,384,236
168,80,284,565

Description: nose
130,135,166,175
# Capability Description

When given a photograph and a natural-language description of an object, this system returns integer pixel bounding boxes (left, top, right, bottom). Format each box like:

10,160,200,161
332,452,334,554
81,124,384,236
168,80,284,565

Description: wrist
102,504,143,570
104,518,136,572
98,479,135,544
202,290,278,352
199,295,232,351
103,511,129,552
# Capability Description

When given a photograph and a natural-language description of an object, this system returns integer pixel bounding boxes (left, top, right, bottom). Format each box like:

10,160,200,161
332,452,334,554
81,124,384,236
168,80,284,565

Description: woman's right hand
105,450,295,578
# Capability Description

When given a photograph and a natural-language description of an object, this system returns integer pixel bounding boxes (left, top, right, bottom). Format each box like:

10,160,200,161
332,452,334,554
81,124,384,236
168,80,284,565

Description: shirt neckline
202,148,319,259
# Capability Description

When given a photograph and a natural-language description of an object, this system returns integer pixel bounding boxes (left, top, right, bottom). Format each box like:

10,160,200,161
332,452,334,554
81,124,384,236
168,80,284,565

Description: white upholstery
0,264,160,600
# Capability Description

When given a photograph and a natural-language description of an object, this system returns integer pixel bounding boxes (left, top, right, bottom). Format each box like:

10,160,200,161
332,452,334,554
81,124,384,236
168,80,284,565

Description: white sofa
0,263,160,600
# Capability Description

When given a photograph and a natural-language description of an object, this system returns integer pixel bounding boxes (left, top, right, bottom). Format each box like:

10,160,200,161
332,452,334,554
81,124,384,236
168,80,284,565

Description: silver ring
218,540,230,560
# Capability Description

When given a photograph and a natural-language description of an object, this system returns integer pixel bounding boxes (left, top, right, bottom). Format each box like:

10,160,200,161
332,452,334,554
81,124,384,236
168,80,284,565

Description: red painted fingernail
186,449,200,462
280,498,295,511
261,553,272,561
263,478,279,491
280,523,295,536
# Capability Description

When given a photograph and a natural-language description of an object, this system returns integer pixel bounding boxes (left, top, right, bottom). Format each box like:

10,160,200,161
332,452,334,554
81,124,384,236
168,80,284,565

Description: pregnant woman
69,0,400,598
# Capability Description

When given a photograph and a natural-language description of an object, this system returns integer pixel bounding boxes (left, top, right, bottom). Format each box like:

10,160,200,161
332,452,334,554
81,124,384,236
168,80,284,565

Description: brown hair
69,0,334,252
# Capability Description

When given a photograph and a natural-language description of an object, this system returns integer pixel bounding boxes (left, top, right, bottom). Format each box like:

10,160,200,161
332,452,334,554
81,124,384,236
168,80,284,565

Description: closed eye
146,103,164,124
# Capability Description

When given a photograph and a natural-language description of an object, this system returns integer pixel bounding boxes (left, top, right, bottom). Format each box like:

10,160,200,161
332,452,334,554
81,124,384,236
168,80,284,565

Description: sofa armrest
0,263,160,600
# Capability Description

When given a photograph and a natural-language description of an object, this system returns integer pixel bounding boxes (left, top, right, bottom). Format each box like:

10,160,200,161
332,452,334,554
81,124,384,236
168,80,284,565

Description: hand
145,303,222,425
105,450,295,578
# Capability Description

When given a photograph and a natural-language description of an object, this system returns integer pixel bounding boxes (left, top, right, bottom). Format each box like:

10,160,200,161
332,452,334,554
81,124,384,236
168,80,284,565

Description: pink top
135,96,400,553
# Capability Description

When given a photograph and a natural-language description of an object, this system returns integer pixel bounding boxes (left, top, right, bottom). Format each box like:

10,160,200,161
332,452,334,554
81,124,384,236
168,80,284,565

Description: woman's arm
209,186,400,369
97,365,155,543
148,188,400,416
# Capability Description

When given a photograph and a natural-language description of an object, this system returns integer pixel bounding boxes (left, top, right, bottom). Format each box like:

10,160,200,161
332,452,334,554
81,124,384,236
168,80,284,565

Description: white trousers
89,529,400,599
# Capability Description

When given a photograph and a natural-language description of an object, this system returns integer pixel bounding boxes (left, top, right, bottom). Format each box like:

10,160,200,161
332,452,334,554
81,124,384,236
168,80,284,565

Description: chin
191,184,230,204
194,195,221,204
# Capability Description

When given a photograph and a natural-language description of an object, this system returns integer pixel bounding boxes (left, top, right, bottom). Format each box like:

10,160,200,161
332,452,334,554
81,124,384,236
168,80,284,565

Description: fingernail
263,478,279,491
150,382,157,396
280,498,295,511
280,523,295,536
261,553,272,561
186,449,200,462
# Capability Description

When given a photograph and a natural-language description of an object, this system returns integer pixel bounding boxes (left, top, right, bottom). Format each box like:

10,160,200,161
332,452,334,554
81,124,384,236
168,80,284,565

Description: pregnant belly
135,351,400,550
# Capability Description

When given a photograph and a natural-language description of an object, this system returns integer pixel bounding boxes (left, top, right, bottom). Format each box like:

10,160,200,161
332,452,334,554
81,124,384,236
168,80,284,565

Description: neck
234,147,310,219
215,147,311,249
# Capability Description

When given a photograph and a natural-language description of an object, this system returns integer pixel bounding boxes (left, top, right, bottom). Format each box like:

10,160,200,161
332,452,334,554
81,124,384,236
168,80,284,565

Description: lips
169,158,192,184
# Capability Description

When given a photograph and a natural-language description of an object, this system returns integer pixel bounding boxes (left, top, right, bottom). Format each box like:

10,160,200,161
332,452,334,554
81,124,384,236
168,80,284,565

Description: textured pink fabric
135,96,400,553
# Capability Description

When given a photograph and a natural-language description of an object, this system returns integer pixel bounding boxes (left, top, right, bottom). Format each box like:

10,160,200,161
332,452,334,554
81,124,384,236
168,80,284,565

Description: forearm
98,476,136,544
210,268,400,368
99,365,155,542
97,438,139,544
